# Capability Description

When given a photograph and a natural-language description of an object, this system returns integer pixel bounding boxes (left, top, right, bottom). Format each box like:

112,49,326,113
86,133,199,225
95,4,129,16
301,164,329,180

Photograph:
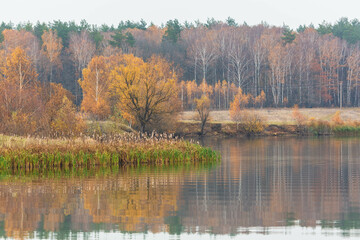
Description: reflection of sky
35,227,360,240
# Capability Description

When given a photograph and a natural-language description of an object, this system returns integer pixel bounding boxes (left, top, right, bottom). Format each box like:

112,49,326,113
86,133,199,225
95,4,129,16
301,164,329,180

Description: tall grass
0,132,220,171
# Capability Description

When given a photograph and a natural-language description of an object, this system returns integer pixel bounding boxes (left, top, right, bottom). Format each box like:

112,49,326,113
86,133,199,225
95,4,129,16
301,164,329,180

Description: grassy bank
0,133,220,171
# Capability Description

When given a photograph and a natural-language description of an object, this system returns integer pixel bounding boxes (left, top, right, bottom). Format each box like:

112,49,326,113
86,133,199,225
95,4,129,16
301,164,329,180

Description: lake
1,137,360,239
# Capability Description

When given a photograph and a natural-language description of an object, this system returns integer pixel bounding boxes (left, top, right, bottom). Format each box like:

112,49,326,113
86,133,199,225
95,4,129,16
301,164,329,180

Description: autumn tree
249,25,268,96
35,82,74,135
69,30,96,104
294,28,318,105
2,29,40,66
268,41,287,106
229,93,242,128
185,27,218,86
229,26,250,88
0,47,40,135
195,94,211,135
182,28,200,83
229,88,253,129
79,56,112,119
41,29,62,85
254,90,266,108
51,96,86,137
110,54,180,133
129,25,164,59
186,80,198,109
98,32,119,57
317,34,342,105
2,47,38,108
346,45,360,106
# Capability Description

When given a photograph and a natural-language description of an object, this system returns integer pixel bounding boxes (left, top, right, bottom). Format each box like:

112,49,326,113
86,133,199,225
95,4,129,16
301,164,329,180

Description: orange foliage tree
2,29,40,65
229,88,252,127
110,54,180,132
3,47,38,105
0,47,40,135
0,46,86,137
79,56,112,119
51,96,86,137
255,90,266,108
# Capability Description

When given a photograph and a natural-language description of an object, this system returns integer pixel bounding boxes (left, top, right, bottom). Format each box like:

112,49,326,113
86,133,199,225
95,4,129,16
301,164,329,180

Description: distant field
180,108,360,124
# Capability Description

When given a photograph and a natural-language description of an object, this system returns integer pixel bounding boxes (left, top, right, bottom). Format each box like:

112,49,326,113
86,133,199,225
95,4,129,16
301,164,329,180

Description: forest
1,17,360,135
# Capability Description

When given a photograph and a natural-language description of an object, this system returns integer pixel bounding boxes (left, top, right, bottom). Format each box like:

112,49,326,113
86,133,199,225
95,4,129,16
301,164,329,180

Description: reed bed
0,132,220,171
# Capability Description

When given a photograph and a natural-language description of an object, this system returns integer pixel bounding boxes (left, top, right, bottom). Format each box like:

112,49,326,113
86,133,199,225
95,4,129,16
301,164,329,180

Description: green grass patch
0,133,220,172
332,125,360,136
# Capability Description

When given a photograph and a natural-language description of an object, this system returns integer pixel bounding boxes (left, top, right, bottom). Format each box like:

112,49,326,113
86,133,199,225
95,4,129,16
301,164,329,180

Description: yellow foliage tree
79,56,112,119
51,96,86,137
186,80,198,108
3,47,38,106
230,88,257,130
195,95,211,135
229,93,242,128
38,83,75,134
331,111,344,126
255,90,266,108
110,54,180,132
0,47,40,135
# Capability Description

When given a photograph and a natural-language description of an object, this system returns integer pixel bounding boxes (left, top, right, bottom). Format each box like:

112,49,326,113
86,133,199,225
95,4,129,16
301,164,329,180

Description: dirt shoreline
175,121,302,137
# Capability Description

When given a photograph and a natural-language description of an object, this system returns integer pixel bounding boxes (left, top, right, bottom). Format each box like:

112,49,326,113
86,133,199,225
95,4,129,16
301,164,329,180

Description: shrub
307,118,331,135
292,105,307,126
331,111,344,126
240,111,265,136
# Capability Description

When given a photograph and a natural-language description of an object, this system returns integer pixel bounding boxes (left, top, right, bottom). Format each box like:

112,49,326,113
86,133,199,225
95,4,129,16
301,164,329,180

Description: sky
4,0,360,29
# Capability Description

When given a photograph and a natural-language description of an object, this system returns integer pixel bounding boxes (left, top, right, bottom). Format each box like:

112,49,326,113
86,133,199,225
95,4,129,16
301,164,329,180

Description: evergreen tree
162,19,182,43
282,25,296,44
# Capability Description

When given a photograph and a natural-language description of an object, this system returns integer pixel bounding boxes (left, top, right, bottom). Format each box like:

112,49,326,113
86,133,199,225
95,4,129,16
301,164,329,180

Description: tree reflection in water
0,137,360,239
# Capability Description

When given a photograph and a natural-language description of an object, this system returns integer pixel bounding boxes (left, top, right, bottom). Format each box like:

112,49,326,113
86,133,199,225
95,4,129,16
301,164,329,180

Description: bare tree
69,30,96,104
229,26,250,89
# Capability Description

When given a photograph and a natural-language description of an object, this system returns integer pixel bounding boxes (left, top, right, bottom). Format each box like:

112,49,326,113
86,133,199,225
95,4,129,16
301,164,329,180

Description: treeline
1,17,360,112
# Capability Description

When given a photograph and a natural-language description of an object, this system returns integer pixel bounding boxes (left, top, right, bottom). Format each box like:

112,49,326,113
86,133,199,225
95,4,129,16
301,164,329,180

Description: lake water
2,137,360,239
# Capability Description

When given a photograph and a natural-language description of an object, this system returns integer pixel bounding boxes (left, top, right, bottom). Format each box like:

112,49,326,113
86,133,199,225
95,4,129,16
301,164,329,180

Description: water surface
2,137,360,239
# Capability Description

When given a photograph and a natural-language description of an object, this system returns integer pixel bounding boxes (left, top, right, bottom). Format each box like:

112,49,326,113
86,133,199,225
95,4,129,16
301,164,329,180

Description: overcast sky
4,0,360,29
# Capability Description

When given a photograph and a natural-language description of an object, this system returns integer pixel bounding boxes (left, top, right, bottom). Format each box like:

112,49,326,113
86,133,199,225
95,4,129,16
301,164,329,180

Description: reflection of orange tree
82,171,181,233
0,164,217,238
0,180,71,239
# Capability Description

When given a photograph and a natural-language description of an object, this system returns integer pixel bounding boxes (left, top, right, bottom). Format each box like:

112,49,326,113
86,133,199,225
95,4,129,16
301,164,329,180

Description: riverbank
177,108,360,137
181,108,360,124
0,133,219,171
175,121,298,137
